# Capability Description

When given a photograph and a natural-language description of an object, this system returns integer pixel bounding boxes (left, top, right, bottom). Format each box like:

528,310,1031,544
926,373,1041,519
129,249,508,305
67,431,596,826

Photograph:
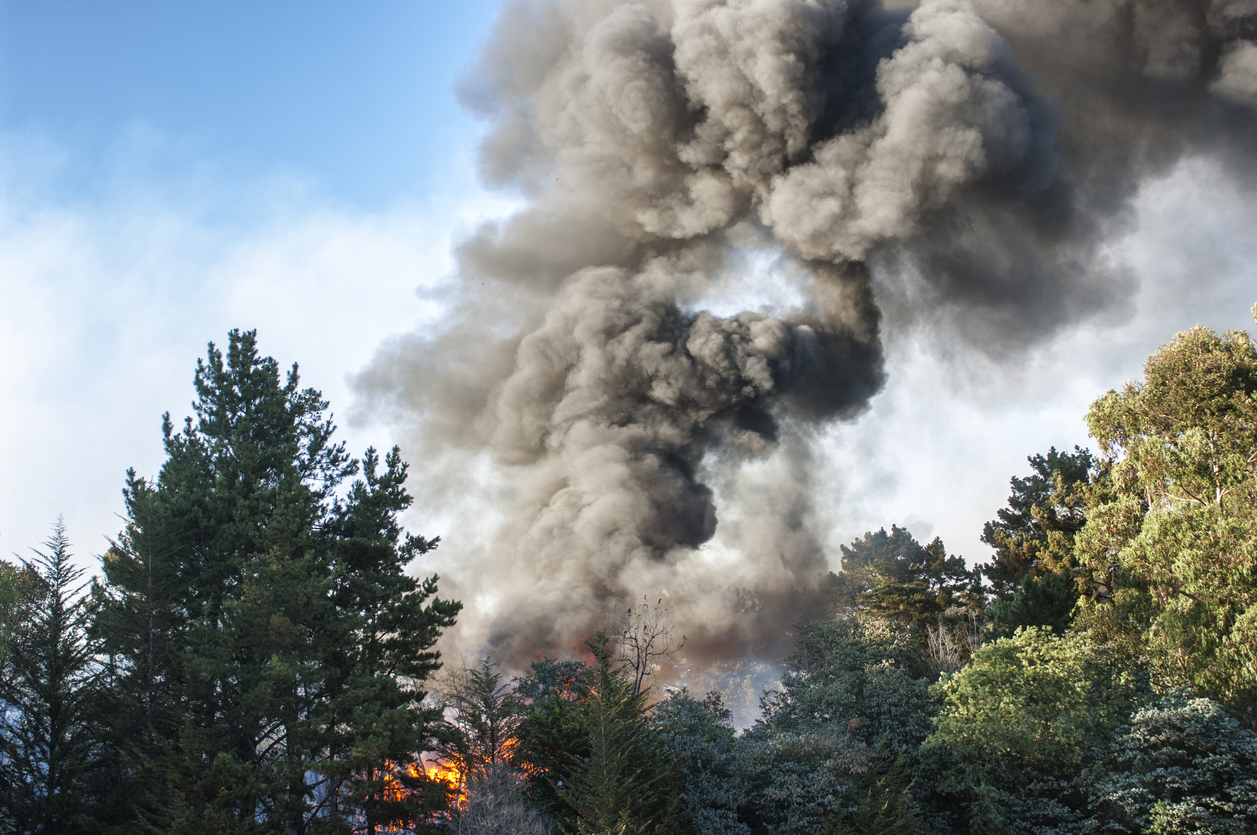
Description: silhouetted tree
0,523,101,834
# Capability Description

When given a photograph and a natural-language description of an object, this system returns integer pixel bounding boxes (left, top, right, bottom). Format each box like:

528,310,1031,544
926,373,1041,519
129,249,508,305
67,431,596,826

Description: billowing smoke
353,0,1257,667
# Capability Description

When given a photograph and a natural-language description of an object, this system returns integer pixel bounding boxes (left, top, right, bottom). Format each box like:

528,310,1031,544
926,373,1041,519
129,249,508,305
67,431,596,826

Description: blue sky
0,1,512,564
0,1,500,209
2,0,1255,591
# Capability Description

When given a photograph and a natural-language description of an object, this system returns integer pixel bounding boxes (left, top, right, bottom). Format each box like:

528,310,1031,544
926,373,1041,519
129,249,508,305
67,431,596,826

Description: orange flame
418,753,465,808
368,756,466,832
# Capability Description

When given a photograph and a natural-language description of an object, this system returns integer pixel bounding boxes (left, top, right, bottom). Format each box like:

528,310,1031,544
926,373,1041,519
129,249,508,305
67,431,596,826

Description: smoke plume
353,0,1257,667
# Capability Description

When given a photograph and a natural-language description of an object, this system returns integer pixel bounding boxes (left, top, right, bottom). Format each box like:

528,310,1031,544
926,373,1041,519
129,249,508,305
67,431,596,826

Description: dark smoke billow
353,0,1257,668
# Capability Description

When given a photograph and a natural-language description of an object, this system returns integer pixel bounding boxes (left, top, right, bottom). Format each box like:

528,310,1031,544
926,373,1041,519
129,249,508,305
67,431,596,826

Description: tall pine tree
558,633,681,835
93,330,460,832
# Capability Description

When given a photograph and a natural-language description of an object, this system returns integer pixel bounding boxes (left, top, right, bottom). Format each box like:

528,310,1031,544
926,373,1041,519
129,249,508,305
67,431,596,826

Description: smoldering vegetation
351,0,1257,668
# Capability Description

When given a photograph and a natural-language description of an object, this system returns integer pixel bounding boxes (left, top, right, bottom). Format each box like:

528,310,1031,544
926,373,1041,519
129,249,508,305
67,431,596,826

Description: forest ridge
2,309,1256,834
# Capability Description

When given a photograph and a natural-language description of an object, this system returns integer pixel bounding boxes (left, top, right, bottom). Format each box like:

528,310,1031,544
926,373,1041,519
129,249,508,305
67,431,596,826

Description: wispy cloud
0,125,513,565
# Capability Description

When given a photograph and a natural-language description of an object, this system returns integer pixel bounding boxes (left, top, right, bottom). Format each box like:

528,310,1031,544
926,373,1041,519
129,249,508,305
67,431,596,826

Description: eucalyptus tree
1078,313,1257,730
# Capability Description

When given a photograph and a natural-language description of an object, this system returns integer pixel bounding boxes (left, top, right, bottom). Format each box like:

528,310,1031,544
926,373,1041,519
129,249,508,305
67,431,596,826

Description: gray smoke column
354,0,1257,666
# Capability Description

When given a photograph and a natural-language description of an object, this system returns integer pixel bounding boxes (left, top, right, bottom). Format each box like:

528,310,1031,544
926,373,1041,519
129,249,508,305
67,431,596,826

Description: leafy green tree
557,632,681,835
1084,689,1257,834
835,527,978,634
0,523,101,834
651,689,748,835
921,627,1144,834
93,330,460,832
740,615,933,835
1079,316,1257,729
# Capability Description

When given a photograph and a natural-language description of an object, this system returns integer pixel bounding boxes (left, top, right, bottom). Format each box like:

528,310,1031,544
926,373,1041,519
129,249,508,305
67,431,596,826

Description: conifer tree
93,330,460,832
826,748,920,835
558,632,681,835
979,446,1097,599
0,522,101,834
441,658,525,790
513,657,594,825
835,527,978,634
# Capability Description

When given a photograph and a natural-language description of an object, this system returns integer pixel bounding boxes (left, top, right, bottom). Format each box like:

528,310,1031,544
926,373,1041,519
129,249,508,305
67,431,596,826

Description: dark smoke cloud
353,0,1257,666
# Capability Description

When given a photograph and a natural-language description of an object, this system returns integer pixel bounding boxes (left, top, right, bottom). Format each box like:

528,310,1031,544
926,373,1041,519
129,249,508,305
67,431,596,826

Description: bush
1084,689,1257,834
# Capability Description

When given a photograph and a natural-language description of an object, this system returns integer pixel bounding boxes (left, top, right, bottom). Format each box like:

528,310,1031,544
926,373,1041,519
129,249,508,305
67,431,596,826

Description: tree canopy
1079,319,1257,730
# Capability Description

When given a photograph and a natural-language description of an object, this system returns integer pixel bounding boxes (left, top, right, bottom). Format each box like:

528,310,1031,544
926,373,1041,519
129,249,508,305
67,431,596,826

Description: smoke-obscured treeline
3,313,1256,834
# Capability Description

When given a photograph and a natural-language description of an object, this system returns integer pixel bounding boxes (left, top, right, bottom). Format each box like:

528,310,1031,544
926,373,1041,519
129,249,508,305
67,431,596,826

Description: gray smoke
353,0,1257,666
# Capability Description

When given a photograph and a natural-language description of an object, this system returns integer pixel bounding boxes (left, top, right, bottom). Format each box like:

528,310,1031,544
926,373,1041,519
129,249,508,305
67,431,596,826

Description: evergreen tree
835,527,978,635
826,748,920,835
92,330,460,832
91,470,185,824
0,522,101,834
0,561,22,660
652,689,748,835
987,571,1076,637
979,447,1097,599
558,632,681,835
439,656,526,810
514,657,595,825
740,615,932,835
1084,689,1257,833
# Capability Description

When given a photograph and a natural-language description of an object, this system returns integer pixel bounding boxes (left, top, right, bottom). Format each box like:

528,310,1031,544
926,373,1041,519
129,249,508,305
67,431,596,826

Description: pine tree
93,330,460,832
0,522,101,834
835,527,979,634
91,470,185,824
979,447,1098,596
558,633,681,835
826,748,920,835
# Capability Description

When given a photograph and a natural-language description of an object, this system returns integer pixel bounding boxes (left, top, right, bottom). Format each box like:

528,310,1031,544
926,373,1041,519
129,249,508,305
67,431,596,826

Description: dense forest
2,311,1256,835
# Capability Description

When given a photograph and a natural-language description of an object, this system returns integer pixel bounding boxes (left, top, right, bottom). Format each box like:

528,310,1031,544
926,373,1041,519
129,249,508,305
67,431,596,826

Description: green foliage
1080,321,1257,728
0,523,101,834
740,615,933,835
987,570,1076,637
834,527,978,634
761,615,932,752
1084,689,1257,834
737,731,862,835
440,656,526,814
825,748,920,835
979,446,1098,599
0,561,22,662
652,689,748,835
515,658,596,824
922,627,1144,833
557,632,681,835
92,330,460,831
